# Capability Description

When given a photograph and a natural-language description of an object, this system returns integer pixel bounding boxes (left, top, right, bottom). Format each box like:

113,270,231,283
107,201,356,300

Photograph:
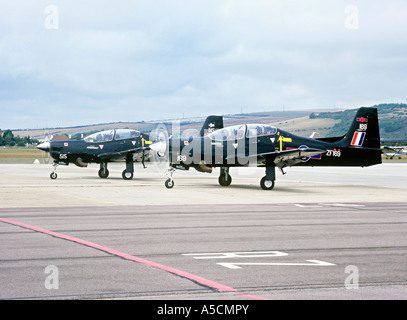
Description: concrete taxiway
0,162,406,300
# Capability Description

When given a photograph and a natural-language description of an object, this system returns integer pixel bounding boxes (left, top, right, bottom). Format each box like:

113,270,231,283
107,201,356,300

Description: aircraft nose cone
150,141,166,153
37,142,50,152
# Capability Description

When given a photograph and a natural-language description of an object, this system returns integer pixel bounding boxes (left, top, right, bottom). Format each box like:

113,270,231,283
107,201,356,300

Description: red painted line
0,218,237,293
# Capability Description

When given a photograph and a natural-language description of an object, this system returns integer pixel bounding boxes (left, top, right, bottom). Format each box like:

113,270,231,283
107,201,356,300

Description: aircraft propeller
150,127,169,158
38,130,52,164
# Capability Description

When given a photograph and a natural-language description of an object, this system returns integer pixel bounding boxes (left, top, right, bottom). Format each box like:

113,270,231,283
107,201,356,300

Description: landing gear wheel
260,176,275,190
98,168,109,179
122,170,133,180
165,178,174,189
50,172,57,180
218,174,232,187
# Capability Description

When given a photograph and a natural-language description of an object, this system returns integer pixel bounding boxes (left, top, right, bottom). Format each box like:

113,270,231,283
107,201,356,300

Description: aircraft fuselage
48,135,149,165
169,127,381,170
37,128,152,179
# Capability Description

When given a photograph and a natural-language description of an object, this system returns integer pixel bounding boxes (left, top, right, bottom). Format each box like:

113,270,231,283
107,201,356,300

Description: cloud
1,0,407,129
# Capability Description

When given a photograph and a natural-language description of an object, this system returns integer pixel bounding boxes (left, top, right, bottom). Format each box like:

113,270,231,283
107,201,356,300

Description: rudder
344,107,380,149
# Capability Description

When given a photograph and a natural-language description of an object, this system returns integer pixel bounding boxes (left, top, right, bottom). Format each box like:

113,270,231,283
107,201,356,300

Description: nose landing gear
50,162,58,179
165,167,175,189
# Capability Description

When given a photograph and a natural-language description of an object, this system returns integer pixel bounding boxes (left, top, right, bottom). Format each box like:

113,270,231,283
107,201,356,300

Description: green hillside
11,103,407,144
315,103,407,142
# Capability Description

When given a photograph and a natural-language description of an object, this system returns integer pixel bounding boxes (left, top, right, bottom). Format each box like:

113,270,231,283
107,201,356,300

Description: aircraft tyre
218,174,232,187
122,170,133,180
50,172,57,180
98,169,109,179
165,178,174,189
260,176,275,190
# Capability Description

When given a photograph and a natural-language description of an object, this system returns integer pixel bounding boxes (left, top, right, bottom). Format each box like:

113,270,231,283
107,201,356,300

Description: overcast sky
1,0,406,129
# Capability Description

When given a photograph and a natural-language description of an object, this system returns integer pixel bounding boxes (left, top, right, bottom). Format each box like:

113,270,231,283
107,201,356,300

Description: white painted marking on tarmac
183,251,336,270
330,203,365,207
182,251,288,259
294,204,323,208
217,260,336,269
294,203,365,208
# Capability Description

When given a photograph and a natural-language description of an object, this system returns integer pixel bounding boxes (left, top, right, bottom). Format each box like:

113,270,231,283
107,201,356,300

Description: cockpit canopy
246,124,277,138
207,124,277,141
114,129,141,140
84,129,140,143
208,125,246,141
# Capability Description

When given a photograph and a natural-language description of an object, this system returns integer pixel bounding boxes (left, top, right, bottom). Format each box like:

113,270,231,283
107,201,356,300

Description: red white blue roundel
286,145,322,162
299,145,310,162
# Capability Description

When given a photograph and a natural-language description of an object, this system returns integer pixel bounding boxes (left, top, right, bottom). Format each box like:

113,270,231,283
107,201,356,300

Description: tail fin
344,107,380,149
200,115,223,136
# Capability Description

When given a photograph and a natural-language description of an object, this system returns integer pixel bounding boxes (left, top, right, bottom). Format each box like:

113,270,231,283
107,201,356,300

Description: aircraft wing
382,147,395,154
271,148,326,167
97,147,150,161
382,146,407,156
238,148,326,167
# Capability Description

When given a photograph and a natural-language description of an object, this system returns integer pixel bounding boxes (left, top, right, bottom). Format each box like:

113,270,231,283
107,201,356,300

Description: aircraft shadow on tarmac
178,181,322,194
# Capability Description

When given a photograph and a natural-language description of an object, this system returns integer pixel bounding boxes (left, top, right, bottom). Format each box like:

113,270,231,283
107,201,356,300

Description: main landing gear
48,160,135,180
260,164,276,190
218,167,232,186
218,166,276,190
260,176,275,190
217,166,276,190
164,165,277,190
98,161,134,180
122,157,134,180
122,170,133,180
98,162,109,178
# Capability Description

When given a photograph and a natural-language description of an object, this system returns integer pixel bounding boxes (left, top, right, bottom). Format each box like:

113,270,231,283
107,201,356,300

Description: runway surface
1,162,406,300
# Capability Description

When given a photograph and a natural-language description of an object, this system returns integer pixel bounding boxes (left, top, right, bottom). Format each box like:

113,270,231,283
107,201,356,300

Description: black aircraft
37,128,152,179
150,107,382,190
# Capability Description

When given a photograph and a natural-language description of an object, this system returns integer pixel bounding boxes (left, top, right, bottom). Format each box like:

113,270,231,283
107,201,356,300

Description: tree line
312,103,407,139
0,129,39,147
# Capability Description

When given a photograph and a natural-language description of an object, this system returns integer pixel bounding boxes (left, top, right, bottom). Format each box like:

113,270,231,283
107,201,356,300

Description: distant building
51,135,69,141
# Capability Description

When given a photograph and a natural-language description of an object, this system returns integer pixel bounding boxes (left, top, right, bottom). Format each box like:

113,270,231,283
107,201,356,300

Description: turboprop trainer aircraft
382,146,407,159
150,107,382,190
37,129,152,179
